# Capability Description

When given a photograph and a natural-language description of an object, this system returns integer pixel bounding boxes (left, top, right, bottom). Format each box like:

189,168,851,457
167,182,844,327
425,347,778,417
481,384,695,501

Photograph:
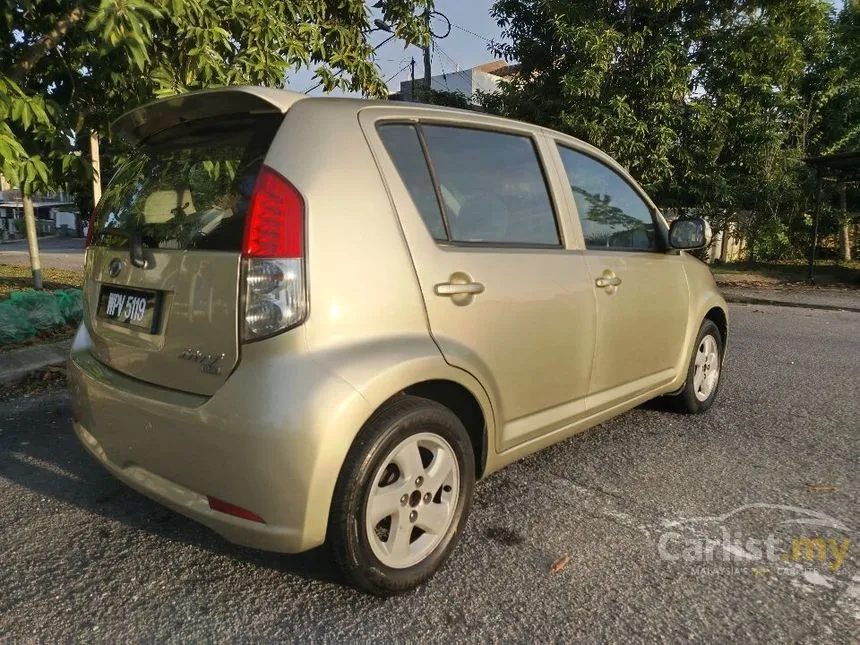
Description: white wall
429,69,474,98
54,210,77,229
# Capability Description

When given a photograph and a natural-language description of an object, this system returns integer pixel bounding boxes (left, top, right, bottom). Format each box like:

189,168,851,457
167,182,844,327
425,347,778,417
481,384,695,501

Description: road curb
0,339,72,383
724,294,860,313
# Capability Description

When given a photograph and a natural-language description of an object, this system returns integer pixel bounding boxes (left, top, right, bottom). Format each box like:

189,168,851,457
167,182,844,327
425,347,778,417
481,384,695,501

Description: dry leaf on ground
806,483,838,492
549,554,571,574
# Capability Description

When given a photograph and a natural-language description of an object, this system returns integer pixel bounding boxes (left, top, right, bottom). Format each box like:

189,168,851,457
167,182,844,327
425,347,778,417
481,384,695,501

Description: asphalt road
1,304,858,642
0,236,85,271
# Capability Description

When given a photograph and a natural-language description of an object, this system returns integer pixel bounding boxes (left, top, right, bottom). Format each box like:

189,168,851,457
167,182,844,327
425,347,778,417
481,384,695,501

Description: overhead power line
433,42,471,80
384,61,413,85
452,22,495,44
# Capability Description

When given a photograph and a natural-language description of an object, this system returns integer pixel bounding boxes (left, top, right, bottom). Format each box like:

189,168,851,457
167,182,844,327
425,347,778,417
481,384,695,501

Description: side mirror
669,217,709,250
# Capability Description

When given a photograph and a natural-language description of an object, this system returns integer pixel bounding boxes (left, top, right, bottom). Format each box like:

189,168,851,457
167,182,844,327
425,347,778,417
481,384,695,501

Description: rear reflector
242,165,303,258
207,496,266,523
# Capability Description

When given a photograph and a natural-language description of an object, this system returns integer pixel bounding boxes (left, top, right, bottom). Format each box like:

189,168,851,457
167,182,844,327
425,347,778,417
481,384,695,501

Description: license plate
97,286,162,333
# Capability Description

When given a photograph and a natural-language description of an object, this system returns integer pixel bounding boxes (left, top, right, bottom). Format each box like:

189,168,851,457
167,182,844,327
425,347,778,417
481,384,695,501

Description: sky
287,1,504,95
287,0,845,96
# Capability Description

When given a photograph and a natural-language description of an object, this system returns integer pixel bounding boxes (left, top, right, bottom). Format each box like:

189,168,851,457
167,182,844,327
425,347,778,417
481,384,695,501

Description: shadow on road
0,391,344,588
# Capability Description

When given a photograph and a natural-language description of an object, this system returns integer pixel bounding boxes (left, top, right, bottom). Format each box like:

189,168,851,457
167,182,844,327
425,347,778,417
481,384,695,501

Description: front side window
558,146,656,250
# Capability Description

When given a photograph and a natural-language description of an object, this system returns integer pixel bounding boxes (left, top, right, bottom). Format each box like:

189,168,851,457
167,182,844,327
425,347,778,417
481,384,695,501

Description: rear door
365,113,597,452
553,142,690,409
84,90,294,395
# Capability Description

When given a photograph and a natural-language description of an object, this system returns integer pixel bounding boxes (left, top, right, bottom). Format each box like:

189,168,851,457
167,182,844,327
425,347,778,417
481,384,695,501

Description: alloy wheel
365,432,460,569
693,334,720,402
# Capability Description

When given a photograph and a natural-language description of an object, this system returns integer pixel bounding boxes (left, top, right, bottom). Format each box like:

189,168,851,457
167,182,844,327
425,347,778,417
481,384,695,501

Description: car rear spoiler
111,86,306,145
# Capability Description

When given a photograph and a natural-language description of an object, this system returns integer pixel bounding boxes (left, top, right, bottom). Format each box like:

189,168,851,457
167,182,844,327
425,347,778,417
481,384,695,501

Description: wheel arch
394,380,488,478
704,305,728,349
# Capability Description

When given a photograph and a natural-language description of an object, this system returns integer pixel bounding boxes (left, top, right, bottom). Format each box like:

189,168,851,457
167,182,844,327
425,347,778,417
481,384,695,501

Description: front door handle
435,282,485,296
595,276,622,288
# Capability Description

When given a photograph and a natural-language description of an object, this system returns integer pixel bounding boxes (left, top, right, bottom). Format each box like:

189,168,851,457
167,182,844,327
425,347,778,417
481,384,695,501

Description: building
0,178,77,240
392,60,518,107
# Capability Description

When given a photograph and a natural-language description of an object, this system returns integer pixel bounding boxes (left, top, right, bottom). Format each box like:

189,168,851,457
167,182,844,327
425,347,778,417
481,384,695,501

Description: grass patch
0,264,84,300
711,260,860,286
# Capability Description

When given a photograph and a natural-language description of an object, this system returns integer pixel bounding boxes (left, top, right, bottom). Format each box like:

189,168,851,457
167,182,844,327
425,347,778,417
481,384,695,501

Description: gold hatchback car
69,86,727,595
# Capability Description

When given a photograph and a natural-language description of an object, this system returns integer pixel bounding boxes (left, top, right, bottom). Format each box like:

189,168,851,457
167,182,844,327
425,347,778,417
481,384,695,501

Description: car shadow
0,394,343,588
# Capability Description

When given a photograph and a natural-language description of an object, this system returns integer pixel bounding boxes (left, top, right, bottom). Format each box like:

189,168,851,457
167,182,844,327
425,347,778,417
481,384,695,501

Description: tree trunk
22,192,43,290
90,130,102,206
838,182,851,262
720,220,730,263
11,7,85,83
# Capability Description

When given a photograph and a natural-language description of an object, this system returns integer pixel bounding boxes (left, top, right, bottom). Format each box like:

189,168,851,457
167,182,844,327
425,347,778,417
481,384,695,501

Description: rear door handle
595,276,622,288
435,282,485,296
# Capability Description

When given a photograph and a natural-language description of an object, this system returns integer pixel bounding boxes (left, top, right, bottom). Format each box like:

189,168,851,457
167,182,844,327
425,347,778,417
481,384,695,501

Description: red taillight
240,165,308,342
207,496,266,523
242,165,304,259
85,207,97,246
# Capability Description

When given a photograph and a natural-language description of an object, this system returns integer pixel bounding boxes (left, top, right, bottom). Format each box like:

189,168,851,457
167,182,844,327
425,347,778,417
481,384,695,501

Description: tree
486,0,839,263
1,0,433,203
811,0,860,260
815,0,860,155
1,0,432,288
486,0,696,187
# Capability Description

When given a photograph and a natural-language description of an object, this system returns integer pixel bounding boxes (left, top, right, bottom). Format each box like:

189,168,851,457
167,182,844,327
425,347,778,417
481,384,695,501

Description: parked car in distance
68,87,727,595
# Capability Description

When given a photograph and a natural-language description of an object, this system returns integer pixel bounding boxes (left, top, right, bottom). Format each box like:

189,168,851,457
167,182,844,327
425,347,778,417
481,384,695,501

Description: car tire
329,395,475,596
667,319,724,414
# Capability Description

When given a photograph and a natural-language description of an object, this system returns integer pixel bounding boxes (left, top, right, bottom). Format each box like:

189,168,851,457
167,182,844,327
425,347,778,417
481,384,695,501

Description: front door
365,115,596,451
555,143,689,410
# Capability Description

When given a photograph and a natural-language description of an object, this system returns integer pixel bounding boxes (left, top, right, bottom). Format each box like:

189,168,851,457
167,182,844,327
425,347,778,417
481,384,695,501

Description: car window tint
92,114,284,251
377,124,447,240
558,146,655,250
421,126,560,245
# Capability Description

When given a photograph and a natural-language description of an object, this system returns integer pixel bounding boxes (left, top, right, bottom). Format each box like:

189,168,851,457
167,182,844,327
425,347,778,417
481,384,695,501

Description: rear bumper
67,324,372,553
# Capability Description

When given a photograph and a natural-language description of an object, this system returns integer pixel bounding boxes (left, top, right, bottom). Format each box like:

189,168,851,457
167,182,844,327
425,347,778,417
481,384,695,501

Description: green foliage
0,0,433,194
815,0,860,154
487,0,696,185
414,86,471,109
488,0,853,262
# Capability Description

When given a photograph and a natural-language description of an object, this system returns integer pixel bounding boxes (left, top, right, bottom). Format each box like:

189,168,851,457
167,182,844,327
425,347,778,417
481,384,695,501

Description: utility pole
21,189,42,290
423,10,432,91
807,169,824,283
410,57,416,100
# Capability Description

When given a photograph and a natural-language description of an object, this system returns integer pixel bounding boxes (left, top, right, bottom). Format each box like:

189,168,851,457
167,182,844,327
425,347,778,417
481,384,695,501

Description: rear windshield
92,114,284,251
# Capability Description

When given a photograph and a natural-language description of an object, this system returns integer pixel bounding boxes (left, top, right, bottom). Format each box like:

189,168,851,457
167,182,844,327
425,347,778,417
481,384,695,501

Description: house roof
804,150,860,181
475,60,519,78
0,200,75,209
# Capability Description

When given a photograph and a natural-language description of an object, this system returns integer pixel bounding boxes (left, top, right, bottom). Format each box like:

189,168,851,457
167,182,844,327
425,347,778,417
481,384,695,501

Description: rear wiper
104,227,151,269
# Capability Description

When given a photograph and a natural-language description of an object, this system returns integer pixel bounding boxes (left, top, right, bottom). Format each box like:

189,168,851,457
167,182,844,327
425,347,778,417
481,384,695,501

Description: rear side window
377,125,447,240
92,114,284,251
557,146,656,250
423,126,559,245
377,123,560,246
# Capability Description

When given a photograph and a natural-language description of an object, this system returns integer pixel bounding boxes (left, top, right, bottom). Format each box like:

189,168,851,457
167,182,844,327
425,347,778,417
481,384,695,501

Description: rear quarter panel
261,98,499,464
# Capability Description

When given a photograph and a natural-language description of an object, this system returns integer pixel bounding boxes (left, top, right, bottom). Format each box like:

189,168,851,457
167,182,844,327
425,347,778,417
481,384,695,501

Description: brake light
241,166,307,341
207,496,266,523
